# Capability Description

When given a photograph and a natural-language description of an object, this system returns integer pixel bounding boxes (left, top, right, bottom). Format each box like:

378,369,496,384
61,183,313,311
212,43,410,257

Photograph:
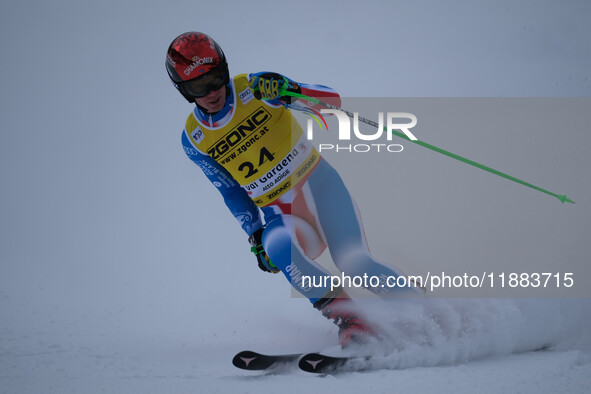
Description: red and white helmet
165,32,229,102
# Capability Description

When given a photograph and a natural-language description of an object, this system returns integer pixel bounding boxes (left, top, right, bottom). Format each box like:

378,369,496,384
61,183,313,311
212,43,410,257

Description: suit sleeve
297,81,342,110
181,132,263,236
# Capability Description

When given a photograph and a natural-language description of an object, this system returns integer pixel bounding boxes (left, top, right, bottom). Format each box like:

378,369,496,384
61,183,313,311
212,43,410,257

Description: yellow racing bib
184,74,319,206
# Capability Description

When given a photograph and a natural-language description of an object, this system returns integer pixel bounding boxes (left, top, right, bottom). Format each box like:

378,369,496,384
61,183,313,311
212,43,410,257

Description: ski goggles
177,63,229,98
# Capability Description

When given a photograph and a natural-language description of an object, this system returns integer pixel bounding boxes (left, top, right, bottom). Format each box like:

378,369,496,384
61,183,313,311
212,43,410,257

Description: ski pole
282,89,574,204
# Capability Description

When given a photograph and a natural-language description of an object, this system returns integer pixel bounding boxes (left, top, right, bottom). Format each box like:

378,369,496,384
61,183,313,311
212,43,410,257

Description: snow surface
2,1,591,393
2,295,591,393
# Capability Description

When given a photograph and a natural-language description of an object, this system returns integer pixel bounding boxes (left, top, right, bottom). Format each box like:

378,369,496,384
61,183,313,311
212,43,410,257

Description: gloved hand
248,229,280,273
249,72,300,102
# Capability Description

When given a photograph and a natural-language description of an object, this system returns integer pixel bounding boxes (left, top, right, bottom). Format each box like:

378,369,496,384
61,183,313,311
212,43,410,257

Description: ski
298,352,372,373
232,350,302,371
232,350,373,373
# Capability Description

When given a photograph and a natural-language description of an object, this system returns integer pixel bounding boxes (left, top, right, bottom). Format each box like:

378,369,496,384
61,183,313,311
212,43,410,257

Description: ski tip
298,353,326,373
298,353,349,374
232,350,303,371
232,350,263,370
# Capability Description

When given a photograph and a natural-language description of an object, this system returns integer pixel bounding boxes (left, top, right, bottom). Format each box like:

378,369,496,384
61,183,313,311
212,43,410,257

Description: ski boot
313,292,376,347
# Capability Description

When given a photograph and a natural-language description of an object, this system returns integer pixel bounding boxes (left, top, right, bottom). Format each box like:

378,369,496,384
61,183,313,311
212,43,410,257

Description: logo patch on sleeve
239,88,255,105
191,127,205,144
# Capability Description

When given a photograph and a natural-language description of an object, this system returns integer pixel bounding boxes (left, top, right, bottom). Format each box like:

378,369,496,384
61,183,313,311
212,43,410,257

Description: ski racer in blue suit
166,32,419,346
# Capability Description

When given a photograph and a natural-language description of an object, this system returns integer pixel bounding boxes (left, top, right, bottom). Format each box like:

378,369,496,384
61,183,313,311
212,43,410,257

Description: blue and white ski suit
181,73,411,303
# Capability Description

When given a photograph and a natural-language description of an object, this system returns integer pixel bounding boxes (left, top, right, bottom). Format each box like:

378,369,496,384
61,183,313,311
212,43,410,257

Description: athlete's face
194,85,226,113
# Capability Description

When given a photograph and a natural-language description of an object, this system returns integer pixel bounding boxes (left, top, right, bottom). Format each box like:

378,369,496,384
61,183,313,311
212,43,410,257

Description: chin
208,103,225,113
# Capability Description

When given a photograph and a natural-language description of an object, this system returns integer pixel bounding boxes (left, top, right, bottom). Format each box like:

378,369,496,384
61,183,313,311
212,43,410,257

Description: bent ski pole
283,90,574,204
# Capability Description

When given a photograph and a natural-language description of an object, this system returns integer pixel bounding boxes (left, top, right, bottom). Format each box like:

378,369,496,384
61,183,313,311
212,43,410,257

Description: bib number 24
238,146,275,178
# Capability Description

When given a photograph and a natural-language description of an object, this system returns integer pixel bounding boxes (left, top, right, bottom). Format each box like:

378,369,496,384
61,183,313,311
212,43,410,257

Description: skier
165,32,417,346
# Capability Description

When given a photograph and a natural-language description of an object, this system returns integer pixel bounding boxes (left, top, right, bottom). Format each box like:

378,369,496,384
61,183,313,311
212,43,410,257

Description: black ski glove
248,229,280,273
249,72,300,103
